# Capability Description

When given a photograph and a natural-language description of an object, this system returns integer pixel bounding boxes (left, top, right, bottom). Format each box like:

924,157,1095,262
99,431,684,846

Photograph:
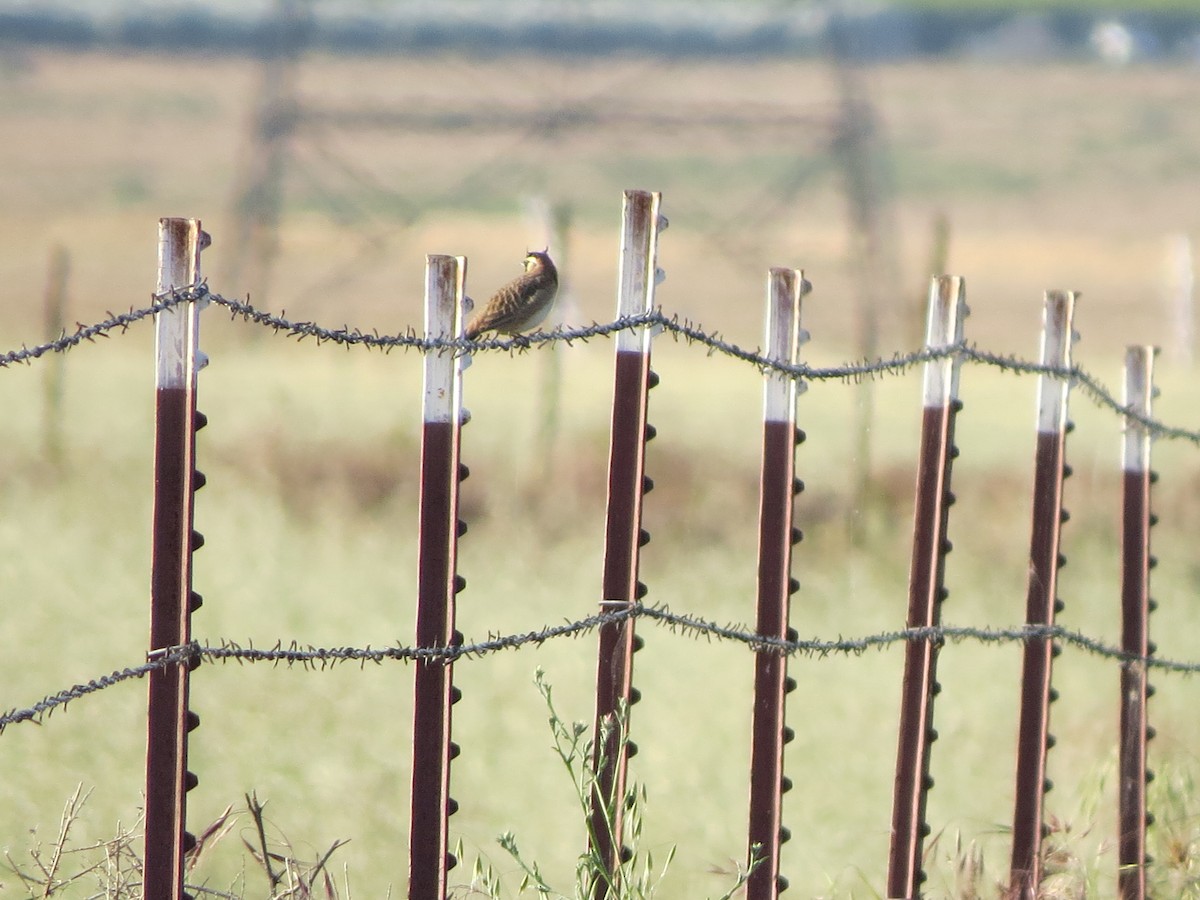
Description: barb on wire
1,286,1197,444
3,605,1197,737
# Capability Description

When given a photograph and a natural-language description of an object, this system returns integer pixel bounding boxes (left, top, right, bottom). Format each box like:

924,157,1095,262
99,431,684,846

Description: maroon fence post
1117,345,1157,900
409,255,468,900
145,218,208,900
589,189,665,899
887,275,967,899
1009,291,1078,900
746,268,810,900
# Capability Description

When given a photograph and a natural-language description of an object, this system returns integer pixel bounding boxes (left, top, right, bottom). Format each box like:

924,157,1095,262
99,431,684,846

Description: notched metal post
1009,291,1078,900
1118,345,1157,900
887,275,967,900
589,189,664,899
409,254,468,900
746,267,810,900
145,217,207,900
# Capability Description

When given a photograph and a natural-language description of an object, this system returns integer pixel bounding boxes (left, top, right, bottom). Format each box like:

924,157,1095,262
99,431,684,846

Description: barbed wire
0,285,1195,444
0,645,194,733
0,293,187,366
3,604,1195,736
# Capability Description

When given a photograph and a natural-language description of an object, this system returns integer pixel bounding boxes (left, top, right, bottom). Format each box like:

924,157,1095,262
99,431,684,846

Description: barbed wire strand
0,646,194,732
1,285,1193,444
3,605,1196,735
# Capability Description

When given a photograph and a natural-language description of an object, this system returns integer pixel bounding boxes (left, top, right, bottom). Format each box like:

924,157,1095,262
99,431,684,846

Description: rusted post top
1123,346,1157,473
1036,291,1078,435
921,275,967,408
615,189,665,353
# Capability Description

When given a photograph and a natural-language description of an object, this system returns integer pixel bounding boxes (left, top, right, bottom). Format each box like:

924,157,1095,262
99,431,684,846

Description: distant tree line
0,6,1197,60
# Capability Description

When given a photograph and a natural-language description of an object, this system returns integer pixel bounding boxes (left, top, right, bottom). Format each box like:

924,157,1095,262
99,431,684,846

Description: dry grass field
2,47,1200,898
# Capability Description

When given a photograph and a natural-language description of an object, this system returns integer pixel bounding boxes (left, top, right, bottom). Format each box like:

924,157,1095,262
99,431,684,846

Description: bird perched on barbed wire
464,249,559,340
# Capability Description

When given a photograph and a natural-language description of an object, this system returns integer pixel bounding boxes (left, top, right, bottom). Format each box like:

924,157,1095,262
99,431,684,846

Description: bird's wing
465,275,536,338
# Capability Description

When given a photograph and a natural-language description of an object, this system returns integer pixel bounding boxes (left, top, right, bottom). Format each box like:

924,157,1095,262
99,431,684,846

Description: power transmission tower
221,0,312,304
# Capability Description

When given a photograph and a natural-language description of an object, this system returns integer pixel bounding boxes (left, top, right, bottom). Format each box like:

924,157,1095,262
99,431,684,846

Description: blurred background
3,2,1200,898
2,0,1198,356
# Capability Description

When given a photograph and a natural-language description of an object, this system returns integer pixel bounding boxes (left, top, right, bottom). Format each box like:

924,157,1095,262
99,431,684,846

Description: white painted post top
763,267,811,424
1123,345,1157,473
615,190,664,354
155,218,203,391
1035,290,1078,434
422,254,466,424
921,275,967,408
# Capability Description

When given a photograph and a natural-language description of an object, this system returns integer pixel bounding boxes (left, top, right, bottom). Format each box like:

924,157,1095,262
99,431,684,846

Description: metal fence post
145,218,208,900
746,268,810,900
589,189,665,899
409,254,468,900
887,275,967,899
1009,291,1078,899
1118,345,1157,900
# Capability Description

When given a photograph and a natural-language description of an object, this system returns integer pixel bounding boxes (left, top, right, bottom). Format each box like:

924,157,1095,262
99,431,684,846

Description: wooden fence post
527,197,573,503
42,244,69,468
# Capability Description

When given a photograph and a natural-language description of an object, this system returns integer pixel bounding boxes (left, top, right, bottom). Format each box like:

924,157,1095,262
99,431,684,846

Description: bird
464,250,559,340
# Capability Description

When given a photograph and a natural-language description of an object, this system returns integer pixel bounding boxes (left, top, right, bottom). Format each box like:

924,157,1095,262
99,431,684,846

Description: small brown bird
464,250,559,340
